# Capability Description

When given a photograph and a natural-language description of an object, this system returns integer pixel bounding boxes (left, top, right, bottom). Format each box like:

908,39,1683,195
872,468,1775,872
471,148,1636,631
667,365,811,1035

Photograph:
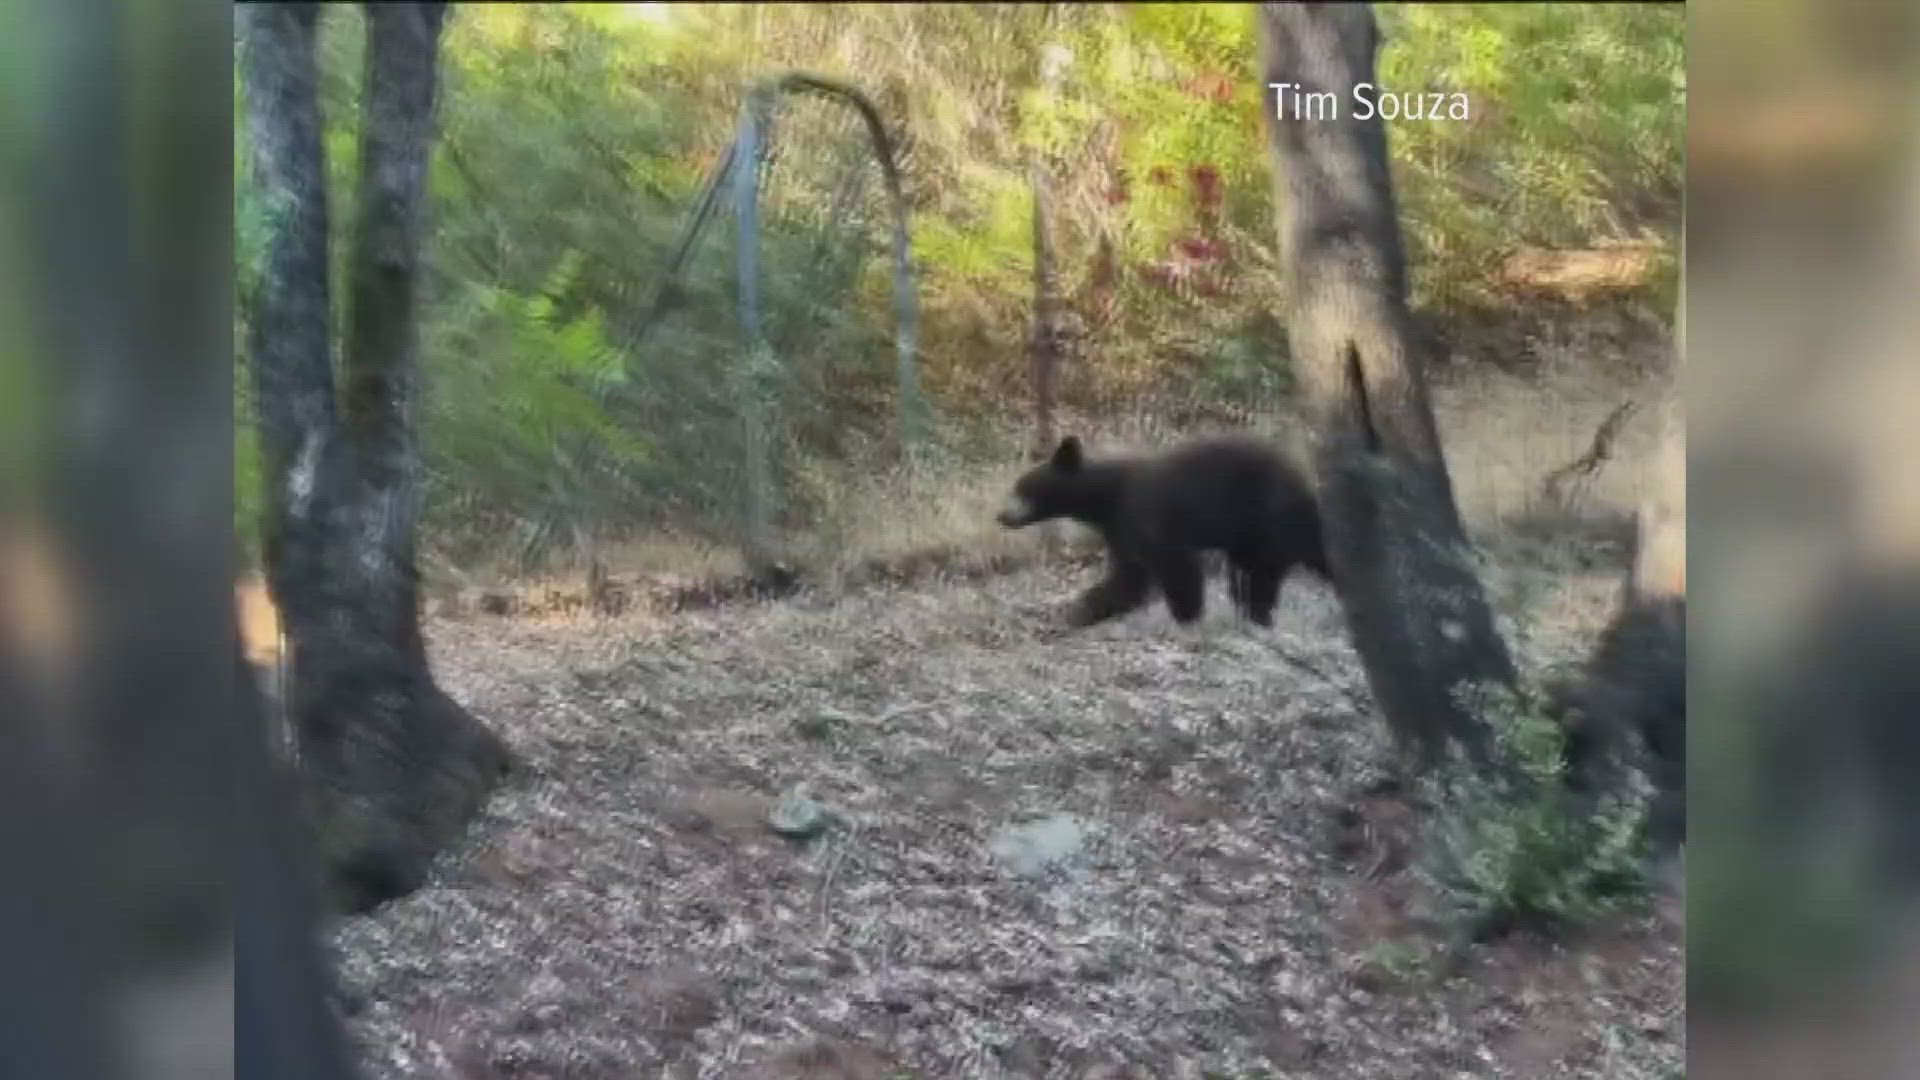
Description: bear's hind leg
1153,550,1207,625
1239,562,1283,627
1227,545,1284,627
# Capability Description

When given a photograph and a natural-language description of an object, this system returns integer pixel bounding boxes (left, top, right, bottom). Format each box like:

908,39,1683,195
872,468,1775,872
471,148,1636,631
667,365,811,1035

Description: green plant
234,4,1682,567
1359,938,1431,985
1425,681,1652,937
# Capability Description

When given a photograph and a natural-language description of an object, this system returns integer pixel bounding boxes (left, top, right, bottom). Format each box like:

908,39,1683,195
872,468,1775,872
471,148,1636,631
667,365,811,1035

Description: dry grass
419,361,1664,621
1435,364,1666,531
330,552,1680,1079
309,348,1681,1076
594,536,754,586
794,452,1051,585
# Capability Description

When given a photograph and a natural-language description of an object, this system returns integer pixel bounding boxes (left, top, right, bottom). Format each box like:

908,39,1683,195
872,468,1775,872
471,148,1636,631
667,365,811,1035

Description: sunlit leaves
233,3,1682,557
1376,5,1683,304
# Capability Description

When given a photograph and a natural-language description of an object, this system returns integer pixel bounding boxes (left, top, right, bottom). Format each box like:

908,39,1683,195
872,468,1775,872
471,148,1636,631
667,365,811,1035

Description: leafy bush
1426,681,1652,936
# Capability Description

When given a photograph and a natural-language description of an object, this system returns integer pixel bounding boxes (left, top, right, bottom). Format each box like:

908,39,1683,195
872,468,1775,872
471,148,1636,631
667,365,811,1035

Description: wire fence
524,71,929,573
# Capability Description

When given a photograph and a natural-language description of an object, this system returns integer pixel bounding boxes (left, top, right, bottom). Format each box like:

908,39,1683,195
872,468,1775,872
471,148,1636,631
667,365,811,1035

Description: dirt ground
329,553,1682,1079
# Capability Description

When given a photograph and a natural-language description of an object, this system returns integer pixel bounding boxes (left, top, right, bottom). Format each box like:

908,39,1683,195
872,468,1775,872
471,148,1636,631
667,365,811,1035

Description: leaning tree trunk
1258,4,1518,770
241,1,508,915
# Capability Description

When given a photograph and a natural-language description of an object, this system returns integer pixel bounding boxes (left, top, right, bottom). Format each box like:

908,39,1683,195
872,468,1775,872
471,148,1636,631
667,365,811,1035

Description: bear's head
996,436,1087,529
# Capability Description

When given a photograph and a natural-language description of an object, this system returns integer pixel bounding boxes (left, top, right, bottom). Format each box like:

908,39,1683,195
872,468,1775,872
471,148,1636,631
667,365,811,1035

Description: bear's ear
1051,435,1083,473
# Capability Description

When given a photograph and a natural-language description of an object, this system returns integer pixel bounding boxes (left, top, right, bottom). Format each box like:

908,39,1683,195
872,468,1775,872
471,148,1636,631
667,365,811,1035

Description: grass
410,333,1668,625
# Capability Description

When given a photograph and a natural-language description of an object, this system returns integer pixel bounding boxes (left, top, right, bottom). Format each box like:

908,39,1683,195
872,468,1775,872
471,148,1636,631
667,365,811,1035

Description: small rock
990,813,1089,879
792,714,837,741
999,1035,1053,1077
768,786,839,839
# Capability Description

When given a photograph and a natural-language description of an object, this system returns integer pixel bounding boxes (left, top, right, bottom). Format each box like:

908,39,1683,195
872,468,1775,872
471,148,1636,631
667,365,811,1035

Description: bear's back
1131,436,1315,546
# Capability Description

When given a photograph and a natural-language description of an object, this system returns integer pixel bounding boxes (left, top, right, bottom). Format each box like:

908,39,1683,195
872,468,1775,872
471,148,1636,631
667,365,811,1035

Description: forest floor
329,539,1683,1080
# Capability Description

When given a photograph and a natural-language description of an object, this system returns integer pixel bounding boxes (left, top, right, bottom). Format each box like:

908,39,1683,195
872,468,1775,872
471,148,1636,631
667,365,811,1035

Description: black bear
997,434,1331,628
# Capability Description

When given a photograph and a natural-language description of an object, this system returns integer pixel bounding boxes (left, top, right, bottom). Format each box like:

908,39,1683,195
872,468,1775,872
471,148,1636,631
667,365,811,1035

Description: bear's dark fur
997,434,1331,628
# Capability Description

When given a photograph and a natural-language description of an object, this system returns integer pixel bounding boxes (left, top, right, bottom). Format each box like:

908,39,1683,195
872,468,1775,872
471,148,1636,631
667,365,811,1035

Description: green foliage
424,256,651,532
1358,937,1433,986
1689,824,1878,1012
1686,688,1882,1010
232,3,1681,562
1185,310,1294,403
1376,4,1684,306
1426,681,1652,937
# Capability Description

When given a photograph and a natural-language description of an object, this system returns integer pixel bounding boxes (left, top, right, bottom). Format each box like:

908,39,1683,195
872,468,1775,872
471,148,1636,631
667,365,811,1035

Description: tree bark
1562,288,1686,850
1258,4,1518,769
1029,151,1061,463
240,2,508,915
1027,20,1068,560
6,0,355,1070
236,631,363,1080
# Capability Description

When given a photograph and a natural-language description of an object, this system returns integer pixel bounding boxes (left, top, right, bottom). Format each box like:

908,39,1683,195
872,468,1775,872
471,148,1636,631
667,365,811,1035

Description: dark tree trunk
1562,298,1686,852
236,627,363,1080
241,1,508,916
1257,4,1518,769
6,0,354,1071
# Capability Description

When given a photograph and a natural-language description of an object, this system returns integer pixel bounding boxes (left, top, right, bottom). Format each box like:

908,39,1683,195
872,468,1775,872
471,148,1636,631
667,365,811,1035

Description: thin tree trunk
241,1,508,915
1028,150,1064,560
1027,12,1067,464
1028,19,1068,557
1029,152,1061,463
1258,4,1517,769
1634,328,1685,606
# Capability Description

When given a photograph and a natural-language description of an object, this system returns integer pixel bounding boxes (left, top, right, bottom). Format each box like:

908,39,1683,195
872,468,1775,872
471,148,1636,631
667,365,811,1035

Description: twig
817,818,863,929
1540,399,1638,509
1269,649,1373,716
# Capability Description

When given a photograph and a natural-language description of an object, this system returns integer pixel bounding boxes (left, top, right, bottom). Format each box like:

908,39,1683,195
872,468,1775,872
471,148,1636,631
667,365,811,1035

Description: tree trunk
1027,20,1068,559
241,1,508,915
7,0,355,1070
1027,149,1065,559
1257,4,1518,770
1562,285,1685,851
1029,151,1061,463
236,632,364,1080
